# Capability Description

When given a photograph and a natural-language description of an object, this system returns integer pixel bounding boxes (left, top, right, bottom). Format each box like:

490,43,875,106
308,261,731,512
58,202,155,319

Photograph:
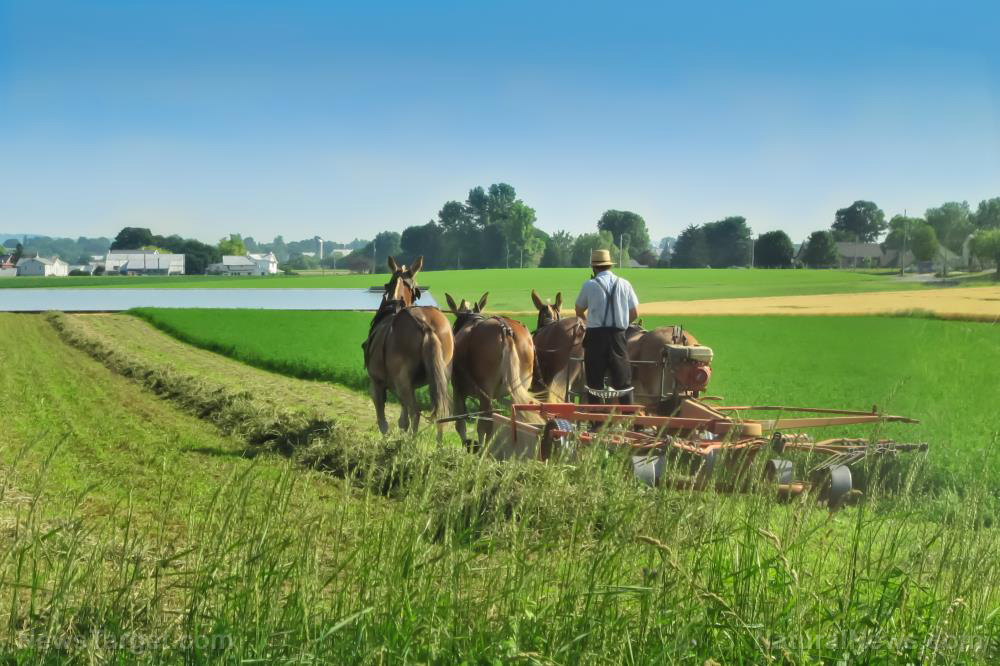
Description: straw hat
590,249,613,267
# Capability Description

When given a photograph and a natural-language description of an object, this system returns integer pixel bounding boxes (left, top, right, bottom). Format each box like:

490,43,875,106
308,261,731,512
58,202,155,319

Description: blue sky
1,0,998,244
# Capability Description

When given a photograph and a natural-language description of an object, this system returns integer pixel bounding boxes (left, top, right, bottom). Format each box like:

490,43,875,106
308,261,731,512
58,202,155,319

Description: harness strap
593,276,619,328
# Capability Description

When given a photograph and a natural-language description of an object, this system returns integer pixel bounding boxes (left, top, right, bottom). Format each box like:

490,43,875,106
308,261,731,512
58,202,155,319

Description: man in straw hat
574,248,639,404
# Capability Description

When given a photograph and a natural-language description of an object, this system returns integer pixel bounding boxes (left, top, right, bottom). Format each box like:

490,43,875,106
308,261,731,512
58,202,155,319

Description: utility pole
900,209,908,276
372,239,376,275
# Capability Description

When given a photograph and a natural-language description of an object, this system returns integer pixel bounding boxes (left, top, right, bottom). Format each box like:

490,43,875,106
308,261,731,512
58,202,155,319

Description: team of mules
364,256,707,438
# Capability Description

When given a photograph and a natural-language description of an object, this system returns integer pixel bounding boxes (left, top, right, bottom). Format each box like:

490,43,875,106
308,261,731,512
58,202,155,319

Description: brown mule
363,256,453,435
446,292,535,446
530,289,585,402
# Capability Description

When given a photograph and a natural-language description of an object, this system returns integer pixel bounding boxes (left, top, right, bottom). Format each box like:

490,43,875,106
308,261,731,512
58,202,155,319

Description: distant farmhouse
207,252,279,276
16,256,70,277
834,242,885,269
105,250,185,275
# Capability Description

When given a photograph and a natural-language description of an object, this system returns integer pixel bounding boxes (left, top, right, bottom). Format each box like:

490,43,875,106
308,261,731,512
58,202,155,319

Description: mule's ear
477,292,489,312
531,289,545,310
554,292,563,309
445,293,458,313
387,256,399,273
410,255,424,276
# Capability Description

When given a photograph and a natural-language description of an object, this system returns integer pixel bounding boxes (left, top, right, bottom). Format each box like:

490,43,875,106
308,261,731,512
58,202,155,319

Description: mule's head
530,289,562,329
446,292,488,332
384,255,423,307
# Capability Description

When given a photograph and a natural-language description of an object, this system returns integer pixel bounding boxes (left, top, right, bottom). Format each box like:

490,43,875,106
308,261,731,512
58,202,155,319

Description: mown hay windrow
45,312,643,538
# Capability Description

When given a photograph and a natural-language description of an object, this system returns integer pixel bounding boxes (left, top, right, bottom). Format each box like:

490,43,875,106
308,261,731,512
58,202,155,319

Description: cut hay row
44,312,633,535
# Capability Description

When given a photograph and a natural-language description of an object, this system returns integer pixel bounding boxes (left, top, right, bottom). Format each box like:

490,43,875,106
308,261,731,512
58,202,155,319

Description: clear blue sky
1,0,998,245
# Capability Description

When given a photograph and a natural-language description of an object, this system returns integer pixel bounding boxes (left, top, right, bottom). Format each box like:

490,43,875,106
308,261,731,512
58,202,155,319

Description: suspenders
593,276,619,328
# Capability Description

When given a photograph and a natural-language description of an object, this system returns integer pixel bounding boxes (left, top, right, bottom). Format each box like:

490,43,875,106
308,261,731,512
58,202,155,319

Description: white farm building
249,252,279,275
208,253,278,276
105,250,185,275
16,256,69,277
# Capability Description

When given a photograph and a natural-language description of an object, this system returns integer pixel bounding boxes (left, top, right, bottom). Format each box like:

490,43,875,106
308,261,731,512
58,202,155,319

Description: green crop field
6,310,1000,662
133,308,1000,491
4,267,931,309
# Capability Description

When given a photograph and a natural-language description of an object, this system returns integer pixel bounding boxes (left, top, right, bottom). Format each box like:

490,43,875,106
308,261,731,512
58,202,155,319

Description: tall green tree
571,231,614,267
832,201,887,242
111,227,154,250
218,234,247,256
369,231,402,273
753,230,794,268
499,200,542,268
670,225,710,268
702,216,752,267
801,230,838,268
909,223,939,263
540,230,574,267
487,183,517,224
466,187,489,229
925,201,973,275
400,222,444,269
597,210,651,256
882,215,925,251
925,201,973,254
972,197,1000,230
970,229,1000,280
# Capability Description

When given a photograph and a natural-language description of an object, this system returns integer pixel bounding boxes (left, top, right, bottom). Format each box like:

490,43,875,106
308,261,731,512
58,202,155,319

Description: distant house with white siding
105,250,185,275
207,255,259,276
16,256,70,277
248,252,279,275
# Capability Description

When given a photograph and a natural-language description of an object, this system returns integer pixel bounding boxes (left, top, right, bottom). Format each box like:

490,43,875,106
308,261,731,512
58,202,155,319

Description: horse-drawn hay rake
483,399,926,508
459,326,927,508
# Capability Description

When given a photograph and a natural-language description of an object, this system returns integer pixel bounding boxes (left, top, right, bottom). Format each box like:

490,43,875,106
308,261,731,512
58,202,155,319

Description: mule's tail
500,334,543,423
422,328,451,421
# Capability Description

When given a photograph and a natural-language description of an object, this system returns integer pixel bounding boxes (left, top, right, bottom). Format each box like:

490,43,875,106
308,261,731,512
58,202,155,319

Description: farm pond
0,288,440,312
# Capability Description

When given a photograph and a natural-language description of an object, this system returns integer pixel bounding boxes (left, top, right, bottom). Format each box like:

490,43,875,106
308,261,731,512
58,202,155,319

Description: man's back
575,270,639,329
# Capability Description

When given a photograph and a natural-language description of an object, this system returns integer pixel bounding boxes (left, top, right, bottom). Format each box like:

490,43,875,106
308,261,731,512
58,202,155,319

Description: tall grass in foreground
3,431,1000,663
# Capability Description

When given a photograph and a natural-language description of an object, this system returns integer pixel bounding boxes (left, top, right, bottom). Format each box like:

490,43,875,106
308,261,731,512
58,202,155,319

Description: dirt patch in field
640,285,1000,320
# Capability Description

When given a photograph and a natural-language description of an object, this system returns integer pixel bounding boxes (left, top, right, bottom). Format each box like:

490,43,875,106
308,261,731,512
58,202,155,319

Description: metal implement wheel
815,465,853,509
539,418,574,461
632,454,665,487
764,458,794,484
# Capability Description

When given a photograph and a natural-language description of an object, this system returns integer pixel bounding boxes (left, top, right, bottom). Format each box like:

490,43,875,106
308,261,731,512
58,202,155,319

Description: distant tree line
797,197,1000,272
2,235,111,266
335,184,655,273
17,190,1000,278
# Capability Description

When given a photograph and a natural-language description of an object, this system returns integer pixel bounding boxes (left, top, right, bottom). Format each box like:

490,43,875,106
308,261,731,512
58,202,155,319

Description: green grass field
132,308,1000,491
4,267,931,310
8,311,1000,662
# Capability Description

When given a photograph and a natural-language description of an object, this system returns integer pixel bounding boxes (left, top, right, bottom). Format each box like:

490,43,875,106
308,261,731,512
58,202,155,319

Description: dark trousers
583,327,632,404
